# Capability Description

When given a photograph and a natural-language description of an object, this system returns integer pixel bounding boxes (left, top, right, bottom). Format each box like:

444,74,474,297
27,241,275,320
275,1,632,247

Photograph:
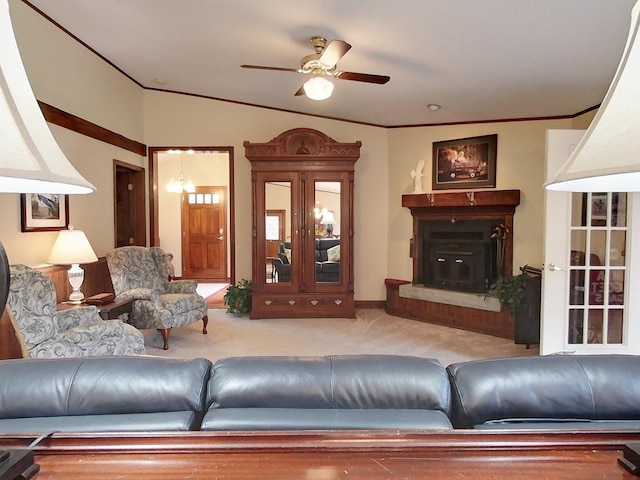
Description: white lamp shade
0,0,95,194
545,1,640,192
303,75,334,101
47,229,98,265
320,211,336,225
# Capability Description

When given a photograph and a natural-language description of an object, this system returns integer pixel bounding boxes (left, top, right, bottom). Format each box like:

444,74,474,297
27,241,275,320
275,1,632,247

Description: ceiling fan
241,36,390,100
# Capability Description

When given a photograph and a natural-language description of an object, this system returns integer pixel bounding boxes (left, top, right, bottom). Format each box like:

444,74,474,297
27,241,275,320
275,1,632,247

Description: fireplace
403,190,520,293
419,219,498,293
389,190,521,339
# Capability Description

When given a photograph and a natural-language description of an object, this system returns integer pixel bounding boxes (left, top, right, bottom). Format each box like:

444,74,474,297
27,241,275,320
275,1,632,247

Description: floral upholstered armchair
106,246,208,350
7,264,146,358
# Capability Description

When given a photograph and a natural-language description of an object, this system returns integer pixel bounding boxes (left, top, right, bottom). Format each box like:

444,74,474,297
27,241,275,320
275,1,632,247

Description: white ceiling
23,0,636,127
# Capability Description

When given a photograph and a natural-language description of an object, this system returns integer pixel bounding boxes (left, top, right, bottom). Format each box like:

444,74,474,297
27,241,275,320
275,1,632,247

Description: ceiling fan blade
318,40,351,67
294,85,305,96
241,65,299,73
335,71,390,84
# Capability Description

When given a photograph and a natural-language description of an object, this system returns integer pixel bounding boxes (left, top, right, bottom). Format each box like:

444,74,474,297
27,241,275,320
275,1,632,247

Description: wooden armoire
245,128,361,319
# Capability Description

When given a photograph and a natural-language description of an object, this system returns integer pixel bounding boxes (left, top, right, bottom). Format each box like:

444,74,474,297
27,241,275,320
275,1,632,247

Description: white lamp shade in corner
320,211,336,225
545,0,640,192
0,0,95,194
47,229,98,266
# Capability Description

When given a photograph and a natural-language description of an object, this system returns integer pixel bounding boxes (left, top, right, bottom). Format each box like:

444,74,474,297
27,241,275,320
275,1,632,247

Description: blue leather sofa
3,353,640,434
274,239,340,282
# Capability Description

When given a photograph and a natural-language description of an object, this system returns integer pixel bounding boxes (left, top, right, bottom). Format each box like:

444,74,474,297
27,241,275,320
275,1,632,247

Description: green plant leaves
223,279,253,316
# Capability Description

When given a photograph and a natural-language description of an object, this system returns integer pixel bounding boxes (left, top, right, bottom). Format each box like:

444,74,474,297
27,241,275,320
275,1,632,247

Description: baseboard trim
355,300,386,310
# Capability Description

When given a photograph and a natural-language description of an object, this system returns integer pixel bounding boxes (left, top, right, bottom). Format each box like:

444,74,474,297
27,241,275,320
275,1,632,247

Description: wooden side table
58,298,134,320
94,298,134,320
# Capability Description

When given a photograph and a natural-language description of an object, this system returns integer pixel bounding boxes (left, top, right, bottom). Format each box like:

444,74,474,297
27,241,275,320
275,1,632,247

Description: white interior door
542,130,640,355
540,130,585,354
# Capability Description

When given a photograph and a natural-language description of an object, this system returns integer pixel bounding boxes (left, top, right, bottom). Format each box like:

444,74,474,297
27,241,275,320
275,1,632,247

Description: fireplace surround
404,190,520,290
387,190,521,339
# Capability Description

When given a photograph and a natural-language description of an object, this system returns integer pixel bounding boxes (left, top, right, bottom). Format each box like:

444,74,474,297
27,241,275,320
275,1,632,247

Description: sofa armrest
59,320,126,343
117,288,157,302
56,305,102,330
166,279,198,294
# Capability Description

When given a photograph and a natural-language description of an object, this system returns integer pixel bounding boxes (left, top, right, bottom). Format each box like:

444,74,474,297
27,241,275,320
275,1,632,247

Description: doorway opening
148,147,235,284
114,160,146,247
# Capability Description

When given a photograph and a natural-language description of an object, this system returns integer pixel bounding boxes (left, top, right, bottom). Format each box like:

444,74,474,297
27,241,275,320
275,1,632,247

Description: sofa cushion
204,354,451,430
447,355,640,429
201,408,452,430
474,419,640,430
208,356,333,409
327,244,340,262
0,356,212,432
315,238,340,262
0,412,198,434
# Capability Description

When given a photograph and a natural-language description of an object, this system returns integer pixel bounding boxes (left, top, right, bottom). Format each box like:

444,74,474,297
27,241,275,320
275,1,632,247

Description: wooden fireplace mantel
402,189,520,214
403,189,521,279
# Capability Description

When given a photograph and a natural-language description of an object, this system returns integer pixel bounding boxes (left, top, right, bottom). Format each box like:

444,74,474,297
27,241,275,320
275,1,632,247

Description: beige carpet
142,308,538,367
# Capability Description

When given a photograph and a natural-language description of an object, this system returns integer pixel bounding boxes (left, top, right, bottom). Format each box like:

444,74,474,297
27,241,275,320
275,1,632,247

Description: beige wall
3,0,598,301
387,120,572,280
2,0,146,266
142,91,389,300
8,0,144,140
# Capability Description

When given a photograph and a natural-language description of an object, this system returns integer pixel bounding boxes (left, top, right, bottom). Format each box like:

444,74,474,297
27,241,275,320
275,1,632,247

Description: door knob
547,263,565,272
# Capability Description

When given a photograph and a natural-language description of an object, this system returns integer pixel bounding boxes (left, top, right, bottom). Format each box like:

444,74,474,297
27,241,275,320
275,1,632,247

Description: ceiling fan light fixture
303,75,334,101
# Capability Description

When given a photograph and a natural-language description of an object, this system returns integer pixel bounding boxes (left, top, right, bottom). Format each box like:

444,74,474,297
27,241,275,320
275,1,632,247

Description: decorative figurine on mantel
410,159,425,194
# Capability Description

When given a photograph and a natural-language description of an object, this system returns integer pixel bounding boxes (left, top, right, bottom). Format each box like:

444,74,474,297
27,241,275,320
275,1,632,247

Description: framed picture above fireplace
432,134,497,190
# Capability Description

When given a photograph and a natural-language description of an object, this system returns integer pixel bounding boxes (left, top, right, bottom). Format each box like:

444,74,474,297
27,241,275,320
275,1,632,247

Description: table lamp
47,228,98,304
320,211,336,237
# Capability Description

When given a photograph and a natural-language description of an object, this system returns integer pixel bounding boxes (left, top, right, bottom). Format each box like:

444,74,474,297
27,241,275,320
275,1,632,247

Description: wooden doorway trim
265,209,285,259
148,146,235,284
114,160,146,247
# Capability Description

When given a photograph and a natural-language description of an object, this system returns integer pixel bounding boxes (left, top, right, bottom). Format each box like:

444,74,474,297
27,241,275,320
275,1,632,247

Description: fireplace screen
419,219,498,293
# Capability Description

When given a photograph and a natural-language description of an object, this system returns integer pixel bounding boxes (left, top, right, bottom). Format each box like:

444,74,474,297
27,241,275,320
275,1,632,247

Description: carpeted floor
206,288,228,308
142,308,538,367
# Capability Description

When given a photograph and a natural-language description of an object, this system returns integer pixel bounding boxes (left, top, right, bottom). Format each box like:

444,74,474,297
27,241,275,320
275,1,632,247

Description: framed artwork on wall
20,193,69,232
432,134,497,190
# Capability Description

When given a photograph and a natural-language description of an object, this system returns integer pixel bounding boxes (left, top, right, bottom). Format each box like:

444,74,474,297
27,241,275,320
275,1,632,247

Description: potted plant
488,270,527,315
223,279,252,316
489,265,541,347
